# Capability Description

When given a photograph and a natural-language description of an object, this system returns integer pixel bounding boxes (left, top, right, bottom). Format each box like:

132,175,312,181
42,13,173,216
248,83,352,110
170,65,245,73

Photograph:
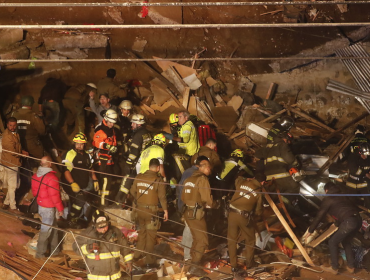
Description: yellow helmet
169,113,179,124
153,133,166,145
73,132,87,144
231,149,243,158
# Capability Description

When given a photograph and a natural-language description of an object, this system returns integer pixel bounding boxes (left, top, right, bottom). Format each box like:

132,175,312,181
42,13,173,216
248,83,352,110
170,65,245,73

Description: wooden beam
325,111,369,139
182,87,190,109
265,82,277,100
259,109,287,123
202,80,215,108
263,187,314,265
309,224,338,248
229,129,245,140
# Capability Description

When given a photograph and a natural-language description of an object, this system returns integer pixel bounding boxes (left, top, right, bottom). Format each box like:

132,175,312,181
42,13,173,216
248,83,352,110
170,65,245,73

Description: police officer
191,138,221,174
181,157,212,277
11,95,46,160
74,210,133,280
228,177,262,275
92,109,118,205
130,158,168,270
116,114,151,204
138,133,166,178
62,133,98,228
266,115,294,143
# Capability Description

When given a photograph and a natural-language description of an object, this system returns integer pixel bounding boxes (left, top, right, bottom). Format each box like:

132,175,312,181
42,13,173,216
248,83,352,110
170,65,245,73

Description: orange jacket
92,120,117,165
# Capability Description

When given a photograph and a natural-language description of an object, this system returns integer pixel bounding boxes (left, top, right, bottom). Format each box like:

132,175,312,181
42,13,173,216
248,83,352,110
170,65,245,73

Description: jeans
182,222,193,260
36,205,59,258
328,215,362,269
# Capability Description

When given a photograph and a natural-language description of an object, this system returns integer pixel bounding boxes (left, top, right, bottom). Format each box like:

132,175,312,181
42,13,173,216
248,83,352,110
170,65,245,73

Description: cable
0,1,369,7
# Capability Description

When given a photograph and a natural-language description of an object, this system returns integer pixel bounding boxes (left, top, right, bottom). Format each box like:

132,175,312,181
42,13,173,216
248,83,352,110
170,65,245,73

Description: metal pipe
350,45,370,80
327,85,370,101
346,46,370,79
0,1,369,7
0,22,369,29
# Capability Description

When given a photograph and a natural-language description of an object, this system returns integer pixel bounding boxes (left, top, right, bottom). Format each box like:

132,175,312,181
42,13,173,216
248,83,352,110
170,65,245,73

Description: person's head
169,113,179,127
231,149,244,159
359,142,370,159
131,114,145,130
21,95,34,107
92,210,110,234
178,110,190,126
355,124,366,135
104,109,118,128
279,115,294,132
40,156,52,168
205,138,217,150
324,182,341,194
149,158,160,173
197,157,211,176
6,117,17,132
118,100,133,117
99,93,110,107
73,132,87,151
152,133,166,147
107,69,116,79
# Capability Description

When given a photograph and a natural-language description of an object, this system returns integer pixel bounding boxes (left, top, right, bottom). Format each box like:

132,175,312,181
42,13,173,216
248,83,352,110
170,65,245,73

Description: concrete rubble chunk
43,34,108,50
55,48,88,59
132,39,147,52
107,7,124,24
0,29,23,50
0,44,30,65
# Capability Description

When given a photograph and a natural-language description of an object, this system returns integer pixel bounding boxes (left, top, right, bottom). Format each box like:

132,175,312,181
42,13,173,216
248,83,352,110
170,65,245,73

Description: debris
260,9,283,16
43,34,108,50
107,6,124,23
55,48,88,59
150,78,172,106
154,56,197,78
227,95,243,113
148,10,181,25
183,73,202,90
202,80,215,108
0,44,30,65
211,106,239,132
206,76,218,87
265,83,277,100
327,79,370,101
182,87,191,109
132,38,147,52
0,29,23,50
162,66,187,94
309,223,338,247
138,1,149,18
335,0,348,13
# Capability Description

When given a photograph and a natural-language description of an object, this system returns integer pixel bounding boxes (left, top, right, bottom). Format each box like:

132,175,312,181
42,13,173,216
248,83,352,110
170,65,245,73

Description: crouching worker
73,210,133,280
303,182,361,275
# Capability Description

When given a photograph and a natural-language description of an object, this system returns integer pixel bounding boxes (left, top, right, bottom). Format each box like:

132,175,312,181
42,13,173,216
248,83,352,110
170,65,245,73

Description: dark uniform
116,114,132,173
130,170,167,265
266,123,283,144
181,170,213,265
75,224,133,280
116,126,151,202
62,148,92,219
191,146,221,173
227,177,262,268
346,132,368,162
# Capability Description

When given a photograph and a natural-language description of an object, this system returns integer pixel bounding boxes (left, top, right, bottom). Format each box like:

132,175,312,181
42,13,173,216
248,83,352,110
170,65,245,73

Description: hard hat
92,210,110,228
119,100,133,110
355,124,366,135
131,114,145,125
169,113,179,124
73,132,87,144
231,149,244,158
86,83,97,89
153,133,166,146
279,116,294,131
21,95,35,106
359,142,370,156
104,109,118,123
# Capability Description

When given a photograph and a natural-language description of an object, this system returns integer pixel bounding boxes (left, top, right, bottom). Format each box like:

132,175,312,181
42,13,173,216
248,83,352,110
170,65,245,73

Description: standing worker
227,177,262,276
97,68,127,103
130,158,168,270
116,100,133,171
74,210,133,280
181,158,212,276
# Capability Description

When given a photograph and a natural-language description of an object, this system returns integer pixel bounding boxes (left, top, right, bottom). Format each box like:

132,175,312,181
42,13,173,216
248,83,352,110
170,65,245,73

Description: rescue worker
169,113,180,137
137,133,166,178
345,142,370,208
227,177,262,275
266,115,294,143
181,157,212,277
97,68,127,103
74,210,133,280
191,138,221,174
11,95,46,160
303,182,361,275
163,110,199,156
343,124,368,163
63,83,97,135
62,133,98,228
130,158,168,270
117,100,133,159
116,114,151,204
92,109,118,205
254,132,300,201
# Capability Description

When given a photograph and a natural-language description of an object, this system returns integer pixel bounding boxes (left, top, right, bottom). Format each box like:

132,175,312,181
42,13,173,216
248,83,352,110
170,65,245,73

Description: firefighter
163,110,199,156
191,138,221,174
343,124,368,163
11,95,46,160
92,109,118,205
130,158,168,270
73,210,133,280
266,115,294,144
227,177,263,275
181,157,212,277
116,114,151,204
117,100,133,160
62,133,98,228
169,113,180,137
345,142,370,208
137,133,166,178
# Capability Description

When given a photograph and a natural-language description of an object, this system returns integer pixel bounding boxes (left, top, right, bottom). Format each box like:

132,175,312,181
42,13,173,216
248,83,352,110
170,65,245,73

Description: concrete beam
43,34,108,50
0,44,29,65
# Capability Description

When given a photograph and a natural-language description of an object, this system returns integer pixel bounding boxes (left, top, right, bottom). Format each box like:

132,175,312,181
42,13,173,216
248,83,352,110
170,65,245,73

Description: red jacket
31,171,64,212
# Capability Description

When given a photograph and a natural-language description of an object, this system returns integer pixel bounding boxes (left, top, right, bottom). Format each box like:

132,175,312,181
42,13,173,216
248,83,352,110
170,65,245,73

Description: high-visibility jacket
62,148,92,188
178,120,199,156
139,144,164,174
93,120,117,165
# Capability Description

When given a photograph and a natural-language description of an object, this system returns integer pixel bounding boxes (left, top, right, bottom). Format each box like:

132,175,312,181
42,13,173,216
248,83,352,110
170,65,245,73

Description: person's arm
46,175,64,212
126,133,142,166
238,160,254,177
89,96,99,116
173,123,191,143
281,143,298,167
198,176,213,208
309,198,331,233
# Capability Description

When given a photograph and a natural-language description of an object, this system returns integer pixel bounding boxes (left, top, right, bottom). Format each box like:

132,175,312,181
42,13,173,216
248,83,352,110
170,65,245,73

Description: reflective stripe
120,186,129,194
72,204,82,210
265,156,287,164
131,143,139,149
266,172,290,181
81,244,89,255
64,149,77,172
124,253,133,262
86,251,121,260
87,271,121,280
101,177,108,206
174,155,185,174
128,154,136,160
346,182,368,189
356,168,362,175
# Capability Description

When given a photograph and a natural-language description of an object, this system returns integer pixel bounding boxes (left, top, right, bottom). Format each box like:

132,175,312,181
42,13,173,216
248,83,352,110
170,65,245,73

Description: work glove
105,144,117,153
163,132,174,140
93,180,99,192
301,228,318,245
70,182,81,193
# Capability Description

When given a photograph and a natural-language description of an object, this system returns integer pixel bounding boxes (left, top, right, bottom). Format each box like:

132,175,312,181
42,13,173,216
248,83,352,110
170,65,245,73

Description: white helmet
119,100,133,110
86,83,97,89
131,114,145,125
104,109,118,123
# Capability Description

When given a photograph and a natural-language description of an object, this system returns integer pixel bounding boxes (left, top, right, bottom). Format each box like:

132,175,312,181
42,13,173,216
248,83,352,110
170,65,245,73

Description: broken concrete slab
54,48,88,59
107,6,124,24
132,39,147,52
148,9,181,25
0,29,23,50
30,49,48,59
0,44,29,65
238,76,255,92
43,34,108,50
49,52,67,60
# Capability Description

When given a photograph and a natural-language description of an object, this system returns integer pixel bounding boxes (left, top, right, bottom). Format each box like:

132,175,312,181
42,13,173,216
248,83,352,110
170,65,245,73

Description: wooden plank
309,224,338,248
214,94,227,106
325,111,369,139
141,103,155,115
162,66,187,94
227,125,237,137
202,80,215,108
263,187,314,265
266,82,277,99
229,129,246,140
182,87,190,109
259,109,287,123
153,56,196,78
188,96,197,116
227,95,243,112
